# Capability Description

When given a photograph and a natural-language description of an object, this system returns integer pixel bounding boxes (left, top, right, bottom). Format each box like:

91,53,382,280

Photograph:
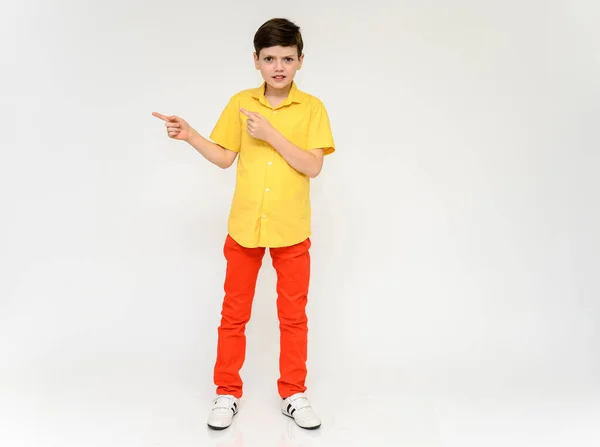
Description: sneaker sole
207,423,230,430
207,413,237,430
281,411,321,430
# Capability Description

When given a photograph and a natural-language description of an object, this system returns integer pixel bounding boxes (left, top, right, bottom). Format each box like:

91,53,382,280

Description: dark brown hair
253,18,303,59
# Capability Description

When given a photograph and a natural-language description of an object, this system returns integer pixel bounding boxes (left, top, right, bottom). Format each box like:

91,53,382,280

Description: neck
265,81,293,98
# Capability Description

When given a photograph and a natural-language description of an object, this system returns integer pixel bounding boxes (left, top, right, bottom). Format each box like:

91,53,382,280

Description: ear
253,52,260,69
298,53,304,70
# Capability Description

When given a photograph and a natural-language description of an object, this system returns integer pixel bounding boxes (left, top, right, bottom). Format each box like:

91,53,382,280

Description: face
254,45,303,92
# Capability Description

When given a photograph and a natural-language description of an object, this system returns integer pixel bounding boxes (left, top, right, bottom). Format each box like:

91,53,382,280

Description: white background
1,0,599,446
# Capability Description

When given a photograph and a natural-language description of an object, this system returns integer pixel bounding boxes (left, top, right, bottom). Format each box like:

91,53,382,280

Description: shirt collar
251,81,307,108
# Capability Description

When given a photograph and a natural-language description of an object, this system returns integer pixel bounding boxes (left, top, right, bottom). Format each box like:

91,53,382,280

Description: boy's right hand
152,112,194,142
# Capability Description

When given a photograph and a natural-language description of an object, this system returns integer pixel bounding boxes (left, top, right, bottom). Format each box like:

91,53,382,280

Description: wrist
186,128,200,144
267,129,281,148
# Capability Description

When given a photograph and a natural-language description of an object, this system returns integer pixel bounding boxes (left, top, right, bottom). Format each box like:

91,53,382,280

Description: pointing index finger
152,112,174,122
241,108,262,119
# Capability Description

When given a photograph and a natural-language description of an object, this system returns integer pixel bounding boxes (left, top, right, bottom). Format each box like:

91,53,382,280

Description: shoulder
295,86,322,104
296,90,330,115
226,87,261,102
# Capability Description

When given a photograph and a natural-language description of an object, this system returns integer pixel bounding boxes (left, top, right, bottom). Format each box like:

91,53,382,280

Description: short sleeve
306,99,335,155
209,95,241,152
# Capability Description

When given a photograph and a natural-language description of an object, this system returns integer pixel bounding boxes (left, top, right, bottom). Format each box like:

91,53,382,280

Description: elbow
306,151,324,178
214,157,233,169
217,152,237,169
307,161,323,178
307,167,322,178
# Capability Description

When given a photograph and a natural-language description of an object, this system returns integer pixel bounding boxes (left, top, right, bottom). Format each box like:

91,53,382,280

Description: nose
275,60,284,71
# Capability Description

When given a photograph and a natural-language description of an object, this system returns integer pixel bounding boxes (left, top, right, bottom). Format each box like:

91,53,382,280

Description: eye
264,56,272,61
285,57,294,62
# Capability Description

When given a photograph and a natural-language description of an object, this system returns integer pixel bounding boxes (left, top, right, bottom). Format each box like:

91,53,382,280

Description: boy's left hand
240,108,277,142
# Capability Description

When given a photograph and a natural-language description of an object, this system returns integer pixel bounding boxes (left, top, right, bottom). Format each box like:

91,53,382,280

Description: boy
152,18,335,431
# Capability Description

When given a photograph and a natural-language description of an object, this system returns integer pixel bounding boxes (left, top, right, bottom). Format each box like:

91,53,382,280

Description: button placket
261,107,277,227
262,153,273,225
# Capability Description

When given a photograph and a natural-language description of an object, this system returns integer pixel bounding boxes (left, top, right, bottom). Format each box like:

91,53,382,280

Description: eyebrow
263,54,296,58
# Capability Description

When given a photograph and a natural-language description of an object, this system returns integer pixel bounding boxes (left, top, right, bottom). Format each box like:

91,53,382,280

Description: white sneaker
281,393,321,429
207,395,239,430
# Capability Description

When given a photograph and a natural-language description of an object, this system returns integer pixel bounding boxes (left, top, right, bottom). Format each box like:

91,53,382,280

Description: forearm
267,132,321,178
186,129,233,169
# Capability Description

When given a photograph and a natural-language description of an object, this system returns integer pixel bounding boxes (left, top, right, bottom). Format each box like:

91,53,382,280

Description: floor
2,364,599,447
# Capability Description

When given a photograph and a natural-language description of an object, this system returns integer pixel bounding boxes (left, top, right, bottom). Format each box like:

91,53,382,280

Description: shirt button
262,214,267,219
267,161,272,166
265,188,270,192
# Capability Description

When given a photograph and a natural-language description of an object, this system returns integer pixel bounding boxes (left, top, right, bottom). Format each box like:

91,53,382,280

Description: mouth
272,75,286,81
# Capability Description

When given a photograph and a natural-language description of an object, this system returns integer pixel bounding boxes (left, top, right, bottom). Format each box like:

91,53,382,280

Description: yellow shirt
209,81,335,248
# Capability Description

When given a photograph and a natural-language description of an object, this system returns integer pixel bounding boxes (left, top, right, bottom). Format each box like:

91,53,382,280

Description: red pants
213,234,311,399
